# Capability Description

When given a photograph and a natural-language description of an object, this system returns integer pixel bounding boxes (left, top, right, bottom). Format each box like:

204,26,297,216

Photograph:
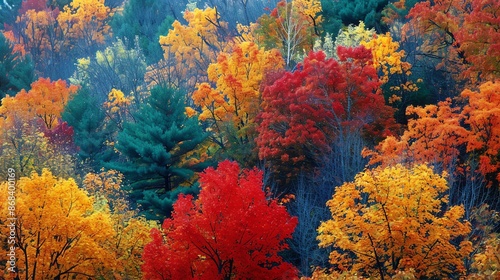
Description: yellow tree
153,7,232,91
83,169,154,279
0,169,118,279
57,0,112,55
317,164,472,279
256,0,321,67
191,41,284,162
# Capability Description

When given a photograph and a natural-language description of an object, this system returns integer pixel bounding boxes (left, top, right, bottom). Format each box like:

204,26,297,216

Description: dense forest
0,0,499,279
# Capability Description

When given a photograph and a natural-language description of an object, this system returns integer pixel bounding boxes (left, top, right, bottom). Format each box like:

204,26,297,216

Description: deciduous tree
256,0,321,67
57,0,112,56
317,164,472,279
3,77,77,129
155,7,232,91
141,160,298,280
363,98,467,173
461,80,500,184
191,41,284,164
0,169,118,279
256,48,396,179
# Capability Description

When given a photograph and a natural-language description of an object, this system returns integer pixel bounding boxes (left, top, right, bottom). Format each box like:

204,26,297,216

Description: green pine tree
62,87,117,173
0,32,35,102
110,0,174,64
108,86,210,219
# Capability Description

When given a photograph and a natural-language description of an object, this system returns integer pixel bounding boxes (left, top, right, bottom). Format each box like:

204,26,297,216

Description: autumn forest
0,0,499,279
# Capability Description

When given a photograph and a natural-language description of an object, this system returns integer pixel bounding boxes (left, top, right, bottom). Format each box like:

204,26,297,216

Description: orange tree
191,41,284,164
461,80,500,184
141,160,298,279
1,77,78,129
317,164,472,279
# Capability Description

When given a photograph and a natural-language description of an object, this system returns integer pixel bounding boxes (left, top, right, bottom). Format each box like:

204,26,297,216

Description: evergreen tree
109,86,209,219
0,32,35,101
110,0,173,64
321,0,390,35
62,87,117,173
0,0,22,26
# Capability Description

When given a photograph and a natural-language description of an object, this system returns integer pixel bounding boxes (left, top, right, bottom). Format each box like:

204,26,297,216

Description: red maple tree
141,160,298,280
256,47,397,175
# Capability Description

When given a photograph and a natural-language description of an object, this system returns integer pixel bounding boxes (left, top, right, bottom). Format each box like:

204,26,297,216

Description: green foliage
0,0,22,26
110,0,174,64
139,183,199,220
62,87,117,173
108,86,209,219
321,0,389,35
0,32,35,101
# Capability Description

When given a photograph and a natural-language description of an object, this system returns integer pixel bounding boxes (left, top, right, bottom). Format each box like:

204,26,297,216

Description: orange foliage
364,80,500,186
0,78,78,129
363,99,468,173
461,80,500,183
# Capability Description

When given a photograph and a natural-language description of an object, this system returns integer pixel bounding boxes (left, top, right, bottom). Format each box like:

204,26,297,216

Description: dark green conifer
109,86,209,219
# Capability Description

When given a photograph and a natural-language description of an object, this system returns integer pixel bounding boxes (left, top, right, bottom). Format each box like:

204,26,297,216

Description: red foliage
42,121,76,153
18,0,50,15
141,160,298,280
256,47,397,172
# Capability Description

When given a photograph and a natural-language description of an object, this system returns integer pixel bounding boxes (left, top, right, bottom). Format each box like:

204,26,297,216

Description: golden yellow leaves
317,164,472,278
0,169,155,279
192,41,284,129
0,169,117,278
292,0,323,23
158,7,232,89
361,33,412,85
105,88,132,114
58,0,111,46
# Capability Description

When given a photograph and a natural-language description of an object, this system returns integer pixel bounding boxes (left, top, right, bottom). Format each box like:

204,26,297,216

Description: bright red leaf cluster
256,47,397,172
141,160,298,280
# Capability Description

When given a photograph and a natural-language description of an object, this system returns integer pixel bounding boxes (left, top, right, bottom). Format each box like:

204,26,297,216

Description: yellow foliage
335,22,375,49
192,41,284,144
469,234,500,279
360,32,413,87
105,88,132,114
157,7,233,89
57,0,112,47
293,0,323,23
83,169,156,278
0,169,117,278
317,164,472,279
